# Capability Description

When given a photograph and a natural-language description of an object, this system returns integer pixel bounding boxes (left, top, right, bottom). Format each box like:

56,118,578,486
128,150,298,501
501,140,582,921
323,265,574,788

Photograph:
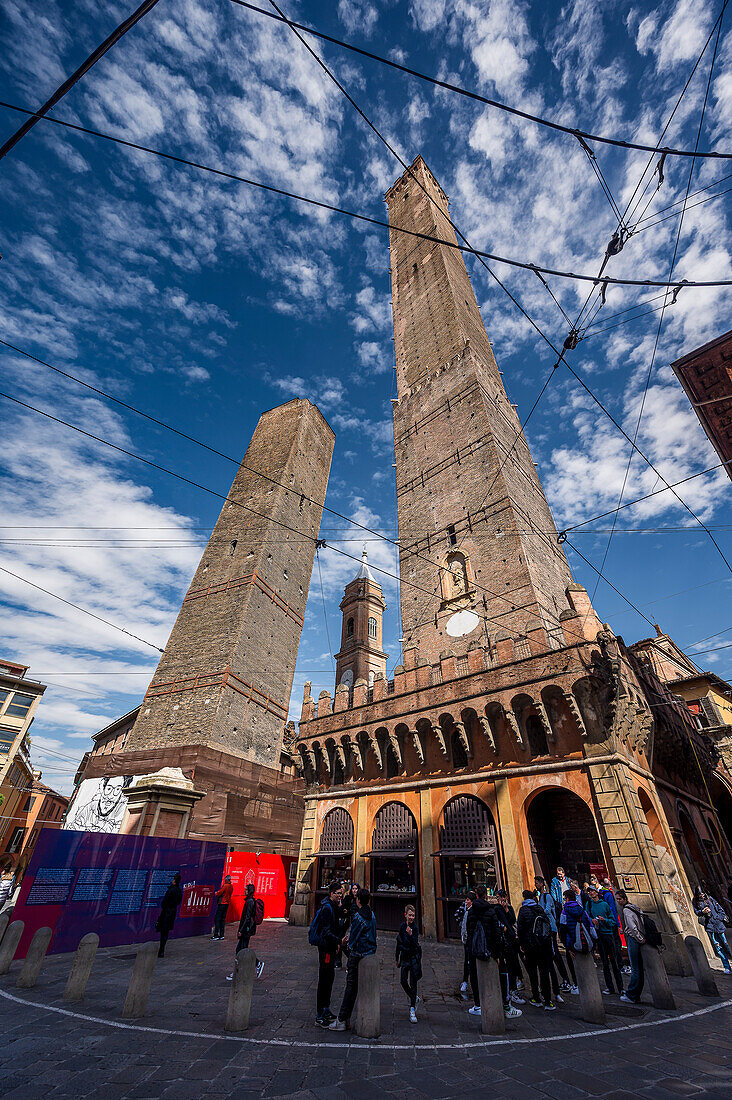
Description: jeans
551,932,575,984
400,964,418,1008
597,930,624,993
523,944,553,1005
338,954,363,1022
317,945,336,1014
213,903,228,938
626,936,644,1002
468,953,509,1007
462,943,470,984
707,927,732,971
612,925,623,972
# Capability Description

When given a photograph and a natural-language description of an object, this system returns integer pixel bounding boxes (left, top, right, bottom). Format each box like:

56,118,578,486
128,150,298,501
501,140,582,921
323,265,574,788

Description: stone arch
320,806,354,854
638,786,667,849
525,786,604,883
371,801,417,850
512,693,548,757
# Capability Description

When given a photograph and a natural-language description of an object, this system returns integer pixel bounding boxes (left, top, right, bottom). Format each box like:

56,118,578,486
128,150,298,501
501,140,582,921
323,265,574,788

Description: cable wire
0,101,726,292
227,0,732,160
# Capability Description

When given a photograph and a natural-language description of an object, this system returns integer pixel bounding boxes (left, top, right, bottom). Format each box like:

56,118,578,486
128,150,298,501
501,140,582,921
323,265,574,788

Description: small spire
355,547,374,581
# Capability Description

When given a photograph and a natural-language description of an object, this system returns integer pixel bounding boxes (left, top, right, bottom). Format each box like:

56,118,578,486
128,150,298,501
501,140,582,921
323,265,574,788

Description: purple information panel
13,829,226,958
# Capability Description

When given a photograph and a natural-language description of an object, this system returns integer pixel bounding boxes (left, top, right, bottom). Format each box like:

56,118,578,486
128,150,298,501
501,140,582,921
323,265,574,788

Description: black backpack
470,919,490,960
528,909,552,948
642,912,663,949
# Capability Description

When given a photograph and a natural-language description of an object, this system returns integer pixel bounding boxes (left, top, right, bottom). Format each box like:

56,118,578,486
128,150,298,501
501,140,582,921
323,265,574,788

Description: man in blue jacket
330,887,377,1031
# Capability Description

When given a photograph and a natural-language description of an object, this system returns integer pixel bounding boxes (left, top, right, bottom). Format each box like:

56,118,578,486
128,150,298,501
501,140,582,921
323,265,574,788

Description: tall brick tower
127,399,335,769
385,157,575,664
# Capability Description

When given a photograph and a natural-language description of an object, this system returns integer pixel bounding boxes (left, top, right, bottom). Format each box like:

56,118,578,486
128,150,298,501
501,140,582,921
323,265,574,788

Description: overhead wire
1,102,724,290
227,0,732,159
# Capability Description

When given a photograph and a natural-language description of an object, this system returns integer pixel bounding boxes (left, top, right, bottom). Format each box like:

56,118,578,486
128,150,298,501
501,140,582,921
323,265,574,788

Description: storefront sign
223,851,296,921
13,828,226,958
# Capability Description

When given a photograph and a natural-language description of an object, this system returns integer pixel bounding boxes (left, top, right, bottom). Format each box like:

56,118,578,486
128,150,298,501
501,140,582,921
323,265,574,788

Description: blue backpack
308,899,332,947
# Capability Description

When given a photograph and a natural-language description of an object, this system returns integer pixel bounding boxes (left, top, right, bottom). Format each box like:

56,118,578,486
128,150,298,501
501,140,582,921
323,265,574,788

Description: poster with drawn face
64,776,136,833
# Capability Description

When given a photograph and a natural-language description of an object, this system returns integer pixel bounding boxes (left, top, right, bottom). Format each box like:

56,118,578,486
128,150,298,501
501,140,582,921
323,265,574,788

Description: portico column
419,789,438,939
493,779,524,902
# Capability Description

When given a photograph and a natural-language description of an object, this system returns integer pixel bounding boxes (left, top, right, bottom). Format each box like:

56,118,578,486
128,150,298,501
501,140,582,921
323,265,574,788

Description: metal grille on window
372,802,417,851
440,795,495,852
320,807,354,853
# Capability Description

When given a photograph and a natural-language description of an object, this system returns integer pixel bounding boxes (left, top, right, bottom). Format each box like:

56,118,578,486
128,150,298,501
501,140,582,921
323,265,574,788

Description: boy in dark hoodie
395,903,421,1022
330,887,377,1031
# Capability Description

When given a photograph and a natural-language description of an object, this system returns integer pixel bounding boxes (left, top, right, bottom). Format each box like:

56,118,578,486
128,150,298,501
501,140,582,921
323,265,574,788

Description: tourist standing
535,875,574,992
693,886,732,973
600,876,626,973
466,884,521,1020
559,888,596,956
329,887,377,1031
497,890,525,1003
312,881,343,1026
617,889,645,1003
586,885,624,995
550,866,568,910
456,891,474,996
212,875,233,940
156,872,183,958
395,903,422,1022
516,889,556,1010
228,882,264,981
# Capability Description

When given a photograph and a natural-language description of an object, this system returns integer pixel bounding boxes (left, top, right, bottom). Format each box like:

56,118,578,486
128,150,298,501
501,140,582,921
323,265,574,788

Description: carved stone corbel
370,734,383,770
453,720,472,759
564,691,587,739
535,700,555,743
505,708,526,750
388,731,403,769
350,738,364,774
412,728,425,764
336,743,347,771
317,742,331,775
432,723,449,758
478,716,497,754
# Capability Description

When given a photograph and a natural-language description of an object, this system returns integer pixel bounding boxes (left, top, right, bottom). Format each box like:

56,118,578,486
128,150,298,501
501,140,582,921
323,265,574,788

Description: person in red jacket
212,875,233,940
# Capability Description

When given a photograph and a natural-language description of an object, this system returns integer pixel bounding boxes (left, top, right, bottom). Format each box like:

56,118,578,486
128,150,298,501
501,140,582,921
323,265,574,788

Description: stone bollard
225,949,256,1032
641,945,675,1009
0,909,12,946
16,927,53,988
122,941,158,1019
476,958,505,1035
0,920,24,975
572,950,606,1024
353,954,380,1038
684,935,719,997
64,933,100,1002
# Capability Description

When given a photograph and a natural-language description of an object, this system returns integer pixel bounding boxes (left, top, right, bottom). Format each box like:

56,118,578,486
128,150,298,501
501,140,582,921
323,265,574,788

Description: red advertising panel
222,851,296,921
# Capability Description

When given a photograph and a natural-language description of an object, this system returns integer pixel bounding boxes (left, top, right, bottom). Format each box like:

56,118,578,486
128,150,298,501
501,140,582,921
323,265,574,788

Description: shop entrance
436,794,501,938
367,802,419,931
526,788,605,884
313,807,354,909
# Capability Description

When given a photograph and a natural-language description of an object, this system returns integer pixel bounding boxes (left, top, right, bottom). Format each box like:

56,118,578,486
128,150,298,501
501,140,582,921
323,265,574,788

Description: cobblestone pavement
1,921,731,1099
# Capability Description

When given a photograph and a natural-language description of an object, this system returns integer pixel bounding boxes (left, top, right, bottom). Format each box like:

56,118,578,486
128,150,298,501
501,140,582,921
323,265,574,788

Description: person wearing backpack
616,889,645,1003
693,885,732,974
516,889,556,1010
329,887,377,1031
559,888,597,958
535,875,575,993
310,881,343,1026
585,885,624,995
465,884,521,1020
227,882,264,982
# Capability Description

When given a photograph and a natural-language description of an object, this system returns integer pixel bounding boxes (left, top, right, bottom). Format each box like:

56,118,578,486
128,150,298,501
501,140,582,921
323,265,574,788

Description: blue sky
0,0,730,794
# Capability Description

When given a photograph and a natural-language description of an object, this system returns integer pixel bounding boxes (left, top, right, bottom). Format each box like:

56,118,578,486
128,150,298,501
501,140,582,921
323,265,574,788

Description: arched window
526,714,549,756
368,616,377,639
347,617,354,637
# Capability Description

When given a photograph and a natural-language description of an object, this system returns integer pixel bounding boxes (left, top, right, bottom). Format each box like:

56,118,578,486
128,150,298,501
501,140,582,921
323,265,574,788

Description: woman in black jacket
157,873,182,957
395,903,421,1022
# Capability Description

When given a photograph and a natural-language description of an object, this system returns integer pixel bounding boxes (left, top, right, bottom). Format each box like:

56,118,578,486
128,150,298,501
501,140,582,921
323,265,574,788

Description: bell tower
334,550,388,689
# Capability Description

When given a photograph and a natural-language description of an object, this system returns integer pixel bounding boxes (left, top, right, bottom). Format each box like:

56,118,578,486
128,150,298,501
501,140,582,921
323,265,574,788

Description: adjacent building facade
0,660,46,869
290,158,731,971
671,329,732,482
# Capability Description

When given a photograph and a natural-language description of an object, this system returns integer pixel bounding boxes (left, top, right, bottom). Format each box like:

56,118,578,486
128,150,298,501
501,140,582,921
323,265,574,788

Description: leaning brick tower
127,398,334,769
386,156,575,664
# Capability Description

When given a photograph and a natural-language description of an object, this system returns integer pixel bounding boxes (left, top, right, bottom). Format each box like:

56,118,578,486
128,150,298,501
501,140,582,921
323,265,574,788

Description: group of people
454,866,659,1015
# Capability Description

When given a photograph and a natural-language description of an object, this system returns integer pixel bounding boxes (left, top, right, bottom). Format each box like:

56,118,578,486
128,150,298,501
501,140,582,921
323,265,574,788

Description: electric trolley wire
586,8,727,603
1,101,727,293
563,539,655,627
227,0,732,160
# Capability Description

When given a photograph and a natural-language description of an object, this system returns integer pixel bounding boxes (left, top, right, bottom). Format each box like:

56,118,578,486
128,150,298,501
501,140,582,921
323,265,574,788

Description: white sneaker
620,993,634,1004
560,981,571,991
460,981,468,993
226,973,233,981
468,1005,481,1016
622,965,631,974
555,994,564,1004
510,991,525,1005
570,984,579,995
256,961,265,979
329,1019,346,1031
409,1007,417,1023
504,1004,522,1019
601,988,612,995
